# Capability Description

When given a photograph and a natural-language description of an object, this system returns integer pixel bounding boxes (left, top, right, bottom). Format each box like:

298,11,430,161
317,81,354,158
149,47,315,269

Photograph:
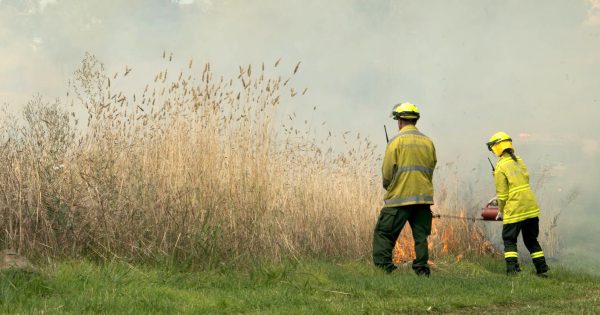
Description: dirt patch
0,249,37,272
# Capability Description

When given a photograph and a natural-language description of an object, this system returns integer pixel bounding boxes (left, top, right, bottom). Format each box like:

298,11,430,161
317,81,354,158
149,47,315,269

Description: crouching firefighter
373,102,437,276
486,132,550,277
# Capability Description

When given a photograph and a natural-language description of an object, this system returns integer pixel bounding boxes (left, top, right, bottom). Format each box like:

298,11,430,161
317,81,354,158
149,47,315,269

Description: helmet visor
392,111,420,120
486,138,512,152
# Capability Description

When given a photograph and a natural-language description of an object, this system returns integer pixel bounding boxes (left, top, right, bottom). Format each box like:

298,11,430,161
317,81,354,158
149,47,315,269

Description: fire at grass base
392,210,497,265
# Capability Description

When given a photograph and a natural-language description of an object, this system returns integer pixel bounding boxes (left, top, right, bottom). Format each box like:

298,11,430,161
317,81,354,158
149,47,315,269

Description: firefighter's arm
494,167,509,212
381,143,397,190
430,143,437,180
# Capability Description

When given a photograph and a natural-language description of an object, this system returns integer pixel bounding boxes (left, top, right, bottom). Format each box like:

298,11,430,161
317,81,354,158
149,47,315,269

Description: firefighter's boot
413,266,430,277
505,257,520,275
533,257,549,277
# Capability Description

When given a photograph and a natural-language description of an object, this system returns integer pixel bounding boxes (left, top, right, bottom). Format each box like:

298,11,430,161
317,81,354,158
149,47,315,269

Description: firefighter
373,102,437,276
486,132,549,277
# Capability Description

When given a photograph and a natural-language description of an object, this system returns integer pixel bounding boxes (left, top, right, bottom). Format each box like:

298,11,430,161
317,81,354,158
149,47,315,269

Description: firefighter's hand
495,212,503,221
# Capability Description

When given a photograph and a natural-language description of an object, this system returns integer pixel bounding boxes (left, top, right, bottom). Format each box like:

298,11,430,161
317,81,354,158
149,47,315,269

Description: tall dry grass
1,53,495,267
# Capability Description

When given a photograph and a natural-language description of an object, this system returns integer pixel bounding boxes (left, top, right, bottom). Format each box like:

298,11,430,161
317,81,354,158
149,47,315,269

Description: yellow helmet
391,102,420,120
486,131,513,157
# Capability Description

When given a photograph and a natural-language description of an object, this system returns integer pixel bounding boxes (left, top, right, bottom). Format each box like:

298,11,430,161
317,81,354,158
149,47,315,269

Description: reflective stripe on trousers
504,251,519,259
531,251,544,259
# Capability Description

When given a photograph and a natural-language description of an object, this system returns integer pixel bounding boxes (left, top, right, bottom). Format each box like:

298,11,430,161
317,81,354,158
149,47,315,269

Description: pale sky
2,0,600,256
2,1,599,149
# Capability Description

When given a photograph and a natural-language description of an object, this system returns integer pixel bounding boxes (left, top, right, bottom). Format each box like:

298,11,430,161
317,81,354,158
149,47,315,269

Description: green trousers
372,204,432,274
502,217,549,274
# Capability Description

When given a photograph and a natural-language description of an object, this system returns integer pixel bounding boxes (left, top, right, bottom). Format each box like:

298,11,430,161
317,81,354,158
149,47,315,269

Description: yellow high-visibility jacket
382,125,436,207
494,153,541,224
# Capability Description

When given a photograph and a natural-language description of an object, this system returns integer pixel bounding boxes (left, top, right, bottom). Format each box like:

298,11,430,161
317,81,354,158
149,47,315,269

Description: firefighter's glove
495,212,503,221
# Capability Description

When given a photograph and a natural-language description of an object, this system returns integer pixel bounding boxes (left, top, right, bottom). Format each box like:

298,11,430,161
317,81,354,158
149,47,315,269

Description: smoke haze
1,0,599,272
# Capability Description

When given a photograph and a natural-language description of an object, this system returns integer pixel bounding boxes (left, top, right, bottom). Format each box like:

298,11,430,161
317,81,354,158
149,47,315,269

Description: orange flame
392,210,497,264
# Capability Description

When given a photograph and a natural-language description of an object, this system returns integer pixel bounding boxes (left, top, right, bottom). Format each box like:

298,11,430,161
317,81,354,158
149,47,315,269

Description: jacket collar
399,125,418,132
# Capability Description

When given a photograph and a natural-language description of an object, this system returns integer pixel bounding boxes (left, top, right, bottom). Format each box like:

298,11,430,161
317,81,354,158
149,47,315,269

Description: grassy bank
2,258,599,314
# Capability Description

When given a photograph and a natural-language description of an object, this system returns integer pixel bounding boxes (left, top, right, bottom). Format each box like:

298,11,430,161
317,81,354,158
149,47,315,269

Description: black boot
413,265,430,277
385,265,398,274
533,257,549,277
506,258,520,275
375,263,398,274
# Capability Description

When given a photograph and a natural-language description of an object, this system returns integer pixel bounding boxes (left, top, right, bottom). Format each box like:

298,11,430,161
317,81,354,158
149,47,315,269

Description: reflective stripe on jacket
382,125,436,207
494,153,541,224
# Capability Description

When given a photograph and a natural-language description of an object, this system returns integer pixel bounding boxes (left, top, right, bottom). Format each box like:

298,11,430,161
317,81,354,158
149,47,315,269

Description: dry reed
1,53,500,267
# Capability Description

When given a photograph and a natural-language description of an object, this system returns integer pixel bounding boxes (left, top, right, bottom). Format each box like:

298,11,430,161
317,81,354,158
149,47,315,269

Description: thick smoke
1,0,599,272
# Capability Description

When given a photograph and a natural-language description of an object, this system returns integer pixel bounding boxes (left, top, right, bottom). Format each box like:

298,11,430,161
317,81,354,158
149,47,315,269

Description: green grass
1,258,599,314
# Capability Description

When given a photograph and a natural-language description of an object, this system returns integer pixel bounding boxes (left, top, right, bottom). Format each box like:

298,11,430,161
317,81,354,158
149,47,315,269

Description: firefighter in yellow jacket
373,102,437,276
487,132,549,277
